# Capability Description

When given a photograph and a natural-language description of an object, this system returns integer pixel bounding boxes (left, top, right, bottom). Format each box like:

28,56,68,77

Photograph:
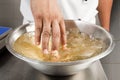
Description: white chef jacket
20,0,98,24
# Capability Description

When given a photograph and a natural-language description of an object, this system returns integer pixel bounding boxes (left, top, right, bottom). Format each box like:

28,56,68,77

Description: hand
31,0,66,54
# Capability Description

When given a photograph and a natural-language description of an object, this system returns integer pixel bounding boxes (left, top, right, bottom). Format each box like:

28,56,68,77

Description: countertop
0,48,107,80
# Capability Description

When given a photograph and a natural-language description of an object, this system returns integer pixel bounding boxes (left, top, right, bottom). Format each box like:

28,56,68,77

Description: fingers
42,18,51,54
34,19,42,45
34,18,66,55
51,20,60,51
59,20,67,48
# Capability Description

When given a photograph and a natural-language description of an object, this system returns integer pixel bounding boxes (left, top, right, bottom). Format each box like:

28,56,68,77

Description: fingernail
36,42,39,45
62,44,67,50
43,49,49,54
52,50,60,58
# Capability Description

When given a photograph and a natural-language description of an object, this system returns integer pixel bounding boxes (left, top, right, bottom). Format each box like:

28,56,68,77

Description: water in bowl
13,29,106,62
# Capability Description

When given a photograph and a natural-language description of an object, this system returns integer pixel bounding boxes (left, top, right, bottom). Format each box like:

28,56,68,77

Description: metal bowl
6,20,115,76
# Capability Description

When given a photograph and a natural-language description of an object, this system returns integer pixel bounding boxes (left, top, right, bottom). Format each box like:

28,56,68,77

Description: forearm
97,0,113,31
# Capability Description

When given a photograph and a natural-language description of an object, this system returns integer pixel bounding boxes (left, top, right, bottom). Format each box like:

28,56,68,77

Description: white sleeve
20,0,98,24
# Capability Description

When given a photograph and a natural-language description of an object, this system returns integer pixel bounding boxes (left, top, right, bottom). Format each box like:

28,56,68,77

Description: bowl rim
6,20,115,66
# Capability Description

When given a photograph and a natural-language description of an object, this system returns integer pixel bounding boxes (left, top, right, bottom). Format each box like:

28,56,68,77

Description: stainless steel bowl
6,20,115,76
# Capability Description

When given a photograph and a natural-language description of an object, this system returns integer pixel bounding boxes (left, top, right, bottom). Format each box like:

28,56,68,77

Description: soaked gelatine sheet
13,29,106,62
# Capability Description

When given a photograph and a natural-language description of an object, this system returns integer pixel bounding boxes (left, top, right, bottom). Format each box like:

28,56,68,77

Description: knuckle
52,15,59,20
43,13,49,18
42,31,50,38
43,15,51,22
34,14,42,19
35,27,42,31
53,32,60,39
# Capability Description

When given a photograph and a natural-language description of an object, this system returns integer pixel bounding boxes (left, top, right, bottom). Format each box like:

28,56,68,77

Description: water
13,30,106,62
